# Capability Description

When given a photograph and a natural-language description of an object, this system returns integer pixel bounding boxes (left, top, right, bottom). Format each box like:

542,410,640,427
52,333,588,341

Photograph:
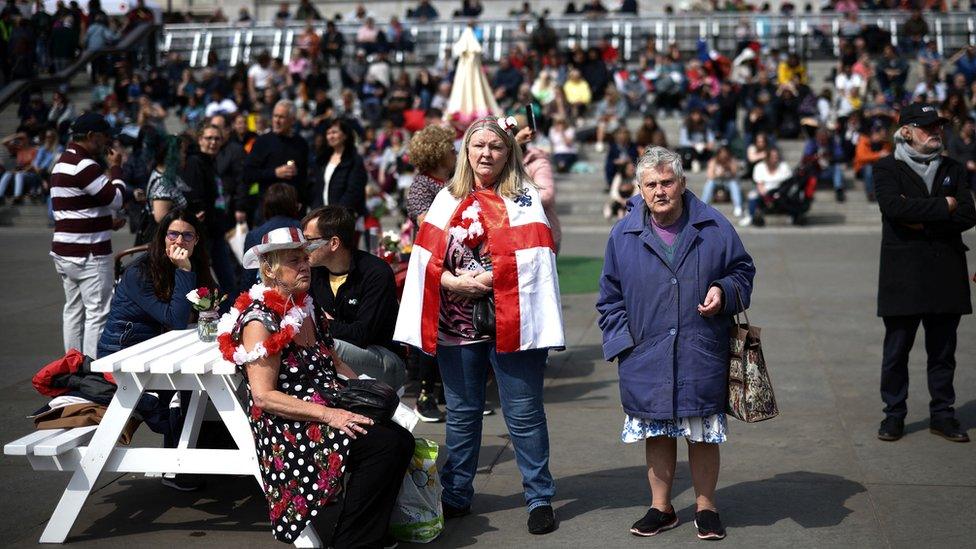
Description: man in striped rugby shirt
50,112,129,357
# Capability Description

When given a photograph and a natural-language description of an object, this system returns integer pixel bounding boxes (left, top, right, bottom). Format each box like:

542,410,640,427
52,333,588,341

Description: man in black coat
208,113,248,228
874,103,976,443
243,99,310,221
302,206,406,390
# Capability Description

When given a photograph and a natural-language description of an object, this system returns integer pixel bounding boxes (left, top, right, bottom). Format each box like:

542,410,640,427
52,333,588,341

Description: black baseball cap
899,103,949,128
70,112,112,135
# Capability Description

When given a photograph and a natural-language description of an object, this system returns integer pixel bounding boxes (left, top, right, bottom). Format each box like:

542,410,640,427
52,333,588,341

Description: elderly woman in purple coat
597,146,755,541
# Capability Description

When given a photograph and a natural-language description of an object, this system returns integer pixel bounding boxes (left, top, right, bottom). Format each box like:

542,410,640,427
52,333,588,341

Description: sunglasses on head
165,230,197,242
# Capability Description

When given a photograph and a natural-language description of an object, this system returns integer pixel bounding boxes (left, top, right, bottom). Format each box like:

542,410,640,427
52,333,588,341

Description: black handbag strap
733,284,751,329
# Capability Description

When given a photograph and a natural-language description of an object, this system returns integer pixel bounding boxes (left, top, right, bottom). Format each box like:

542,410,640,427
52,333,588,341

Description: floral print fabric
233,302,350,543
621,413,728,444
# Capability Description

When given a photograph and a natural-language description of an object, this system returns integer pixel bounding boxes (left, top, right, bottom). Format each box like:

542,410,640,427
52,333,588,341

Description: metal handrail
160,11,976,69
0,23,158,112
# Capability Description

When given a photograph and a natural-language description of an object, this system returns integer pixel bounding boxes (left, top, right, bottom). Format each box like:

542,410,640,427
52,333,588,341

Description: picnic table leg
201,375,263,487
39,371,145,543
176,390,206,449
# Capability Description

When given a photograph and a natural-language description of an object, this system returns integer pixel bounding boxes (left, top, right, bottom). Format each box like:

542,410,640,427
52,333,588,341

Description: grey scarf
894,137,942,194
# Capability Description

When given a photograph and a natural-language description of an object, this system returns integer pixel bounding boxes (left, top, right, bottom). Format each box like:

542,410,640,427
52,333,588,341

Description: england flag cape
394,185,565,355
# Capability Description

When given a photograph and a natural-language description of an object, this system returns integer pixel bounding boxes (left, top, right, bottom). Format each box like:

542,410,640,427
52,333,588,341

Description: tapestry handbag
727,288,779,422
337,379,400,422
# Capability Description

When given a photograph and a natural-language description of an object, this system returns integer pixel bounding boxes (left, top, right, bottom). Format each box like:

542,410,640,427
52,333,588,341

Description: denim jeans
437,342,554,511
701,178,743,210
860,163,875,196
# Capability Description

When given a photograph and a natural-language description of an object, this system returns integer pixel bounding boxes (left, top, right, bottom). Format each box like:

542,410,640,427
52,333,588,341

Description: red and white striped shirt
50,143,125,258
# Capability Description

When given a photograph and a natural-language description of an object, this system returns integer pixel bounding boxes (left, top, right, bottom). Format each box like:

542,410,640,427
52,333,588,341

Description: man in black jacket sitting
302,206,406,389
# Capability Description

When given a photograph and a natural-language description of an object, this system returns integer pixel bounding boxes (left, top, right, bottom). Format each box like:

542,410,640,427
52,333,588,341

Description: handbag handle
732,284,750,329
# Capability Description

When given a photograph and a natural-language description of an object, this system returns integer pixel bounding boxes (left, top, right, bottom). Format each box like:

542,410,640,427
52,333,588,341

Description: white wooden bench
4,329,322,546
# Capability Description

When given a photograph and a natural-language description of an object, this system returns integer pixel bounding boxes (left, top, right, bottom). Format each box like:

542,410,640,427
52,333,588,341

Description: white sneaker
738,215,752,227
691,160,701,173
595,141,606,153
733,206,742,217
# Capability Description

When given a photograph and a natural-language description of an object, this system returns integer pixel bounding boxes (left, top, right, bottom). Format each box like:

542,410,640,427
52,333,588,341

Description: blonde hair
408,124,455,174
258,248,308,286
449,117,534,200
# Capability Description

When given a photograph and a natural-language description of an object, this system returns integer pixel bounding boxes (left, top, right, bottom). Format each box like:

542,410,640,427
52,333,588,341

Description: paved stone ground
2,178,975,547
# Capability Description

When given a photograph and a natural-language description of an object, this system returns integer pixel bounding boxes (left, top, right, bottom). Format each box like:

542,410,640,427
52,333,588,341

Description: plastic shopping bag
389,439,443,543
226,222,248,265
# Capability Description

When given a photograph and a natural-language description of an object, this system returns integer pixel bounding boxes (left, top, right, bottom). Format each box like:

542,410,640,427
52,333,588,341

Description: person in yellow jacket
563,68,593,124
777,52,808,86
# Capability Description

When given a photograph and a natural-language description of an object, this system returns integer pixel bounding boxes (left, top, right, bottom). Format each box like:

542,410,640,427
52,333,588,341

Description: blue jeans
437,342,554,511
701,178,743,210
860,163,875,196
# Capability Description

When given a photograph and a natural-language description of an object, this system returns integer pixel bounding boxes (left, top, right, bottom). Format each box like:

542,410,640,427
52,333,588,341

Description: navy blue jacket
597,191,755,419
97,257,197,358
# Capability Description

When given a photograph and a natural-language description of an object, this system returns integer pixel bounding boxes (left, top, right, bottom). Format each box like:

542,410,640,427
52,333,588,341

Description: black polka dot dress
232,301,351,543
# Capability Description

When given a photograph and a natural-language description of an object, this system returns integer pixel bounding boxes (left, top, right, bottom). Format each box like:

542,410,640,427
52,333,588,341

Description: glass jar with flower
187,287,226,342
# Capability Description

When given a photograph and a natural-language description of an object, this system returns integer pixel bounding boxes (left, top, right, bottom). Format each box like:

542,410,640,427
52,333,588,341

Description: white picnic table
3,329,322,546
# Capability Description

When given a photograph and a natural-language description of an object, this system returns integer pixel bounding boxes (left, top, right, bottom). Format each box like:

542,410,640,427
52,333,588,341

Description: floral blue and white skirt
621,413,728,444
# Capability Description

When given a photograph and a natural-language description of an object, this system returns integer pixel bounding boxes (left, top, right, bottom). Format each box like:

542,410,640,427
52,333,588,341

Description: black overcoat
874,153,976,317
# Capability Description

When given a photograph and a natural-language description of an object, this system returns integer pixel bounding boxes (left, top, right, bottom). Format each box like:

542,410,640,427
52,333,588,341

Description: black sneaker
382,534,399,549
415,393,445,423
443,501,471,519
630,506,678,537
527,505,556,535
835,188,846,202
694,509,726,540
161,473,205,491
929,417,970,443
877,416,905,441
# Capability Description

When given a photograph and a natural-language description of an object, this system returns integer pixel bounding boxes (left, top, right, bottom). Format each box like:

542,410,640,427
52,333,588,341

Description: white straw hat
242,227,308,269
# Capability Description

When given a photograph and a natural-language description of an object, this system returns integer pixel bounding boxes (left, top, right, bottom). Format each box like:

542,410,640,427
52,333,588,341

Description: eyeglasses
165,230,197,242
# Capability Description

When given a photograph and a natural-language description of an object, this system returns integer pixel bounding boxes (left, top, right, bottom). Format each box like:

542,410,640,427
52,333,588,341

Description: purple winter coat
597,191,756,420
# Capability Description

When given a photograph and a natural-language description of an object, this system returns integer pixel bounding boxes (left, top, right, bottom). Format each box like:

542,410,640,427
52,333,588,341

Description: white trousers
52,253,114,357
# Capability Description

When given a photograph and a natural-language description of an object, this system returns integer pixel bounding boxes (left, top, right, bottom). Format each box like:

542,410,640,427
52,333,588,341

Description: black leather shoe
929,418,970,443
527,505,556,535
443,501,471,519
877,417,904,441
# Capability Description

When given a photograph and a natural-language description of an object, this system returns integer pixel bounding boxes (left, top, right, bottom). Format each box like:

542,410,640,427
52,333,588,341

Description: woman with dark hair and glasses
97,208,215,490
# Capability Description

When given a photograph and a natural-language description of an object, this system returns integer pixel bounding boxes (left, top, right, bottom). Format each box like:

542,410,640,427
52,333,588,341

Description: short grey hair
635,146,685,185
274,99,296,118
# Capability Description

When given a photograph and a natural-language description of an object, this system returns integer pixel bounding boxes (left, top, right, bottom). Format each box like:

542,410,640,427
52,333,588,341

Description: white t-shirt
322,162,338,206
204,99,238,117
752,161,793,193
549,128,577,155
248,64,273,90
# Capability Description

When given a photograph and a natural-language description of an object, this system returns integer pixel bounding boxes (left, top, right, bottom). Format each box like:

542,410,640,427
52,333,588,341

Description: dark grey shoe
877,417,905,441
527,505,556,535
630,506,678,537
694,509,727,540
930,417,970,443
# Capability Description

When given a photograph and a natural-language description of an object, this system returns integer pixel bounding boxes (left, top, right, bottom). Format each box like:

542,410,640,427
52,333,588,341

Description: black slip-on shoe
527,505,556,535
930,417,970,443
443,501,471,519
694,509,727,540
630,506,678,537
877,416,905,441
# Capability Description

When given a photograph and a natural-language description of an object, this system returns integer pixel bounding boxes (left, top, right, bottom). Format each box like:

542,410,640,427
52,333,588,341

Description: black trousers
315,420,414,549
881,314,961,421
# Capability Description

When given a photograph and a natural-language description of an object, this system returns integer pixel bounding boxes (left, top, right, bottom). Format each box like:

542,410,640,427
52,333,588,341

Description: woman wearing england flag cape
394,116,564,535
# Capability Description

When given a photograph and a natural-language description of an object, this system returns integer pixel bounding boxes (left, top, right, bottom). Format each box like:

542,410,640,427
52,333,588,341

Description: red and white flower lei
217,284,314,366
448,199,487,249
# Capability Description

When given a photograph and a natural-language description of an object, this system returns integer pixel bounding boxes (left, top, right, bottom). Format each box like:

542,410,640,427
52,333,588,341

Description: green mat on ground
556,256,605,295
